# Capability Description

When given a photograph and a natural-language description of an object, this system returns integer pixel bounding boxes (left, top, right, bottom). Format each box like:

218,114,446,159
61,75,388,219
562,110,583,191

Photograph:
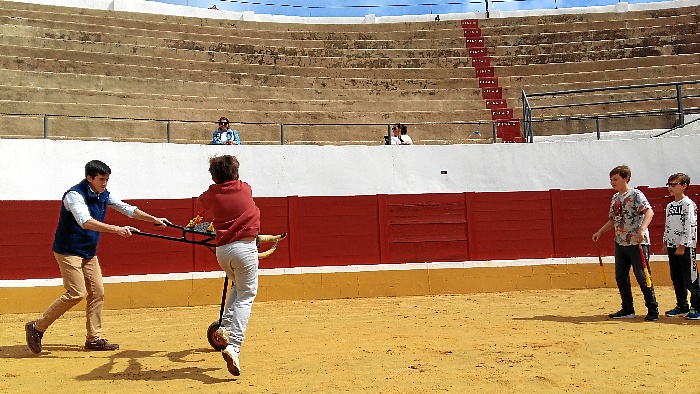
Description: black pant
614,243,658,313
667,246,700,310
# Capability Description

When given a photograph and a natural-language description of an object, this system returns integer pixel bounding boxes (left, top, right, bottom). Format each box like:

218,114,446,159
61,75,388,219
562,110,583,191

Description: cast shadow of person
514,314,695,325
1,343,84,358
74,348,231,384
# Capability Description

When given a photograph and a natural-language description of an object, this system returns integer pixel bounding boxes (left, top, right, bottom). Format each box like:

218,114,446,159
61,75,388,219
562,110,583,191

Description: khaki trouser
34,253,105,342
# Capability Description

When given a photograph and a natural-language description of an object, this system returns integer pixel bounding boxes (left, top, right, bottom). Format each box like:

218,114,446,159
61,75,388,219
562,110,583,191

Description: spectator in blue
212,117,241,145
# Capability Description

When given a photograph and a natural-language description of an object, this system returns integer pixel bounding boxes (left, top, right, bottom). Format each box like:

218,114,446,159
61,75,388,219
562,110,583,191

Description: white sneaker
222,345,240,376
214,327,230,346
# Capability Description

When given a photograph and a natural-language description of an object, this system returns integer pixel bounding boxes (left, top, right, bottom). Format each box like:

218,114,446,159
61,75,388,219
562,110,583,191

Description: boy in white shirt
662,173,700,319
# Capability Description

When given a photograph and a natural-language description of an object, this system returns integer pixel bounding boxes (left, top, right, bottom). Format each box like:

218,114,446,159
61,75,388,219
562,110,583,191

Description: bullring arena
1,0,700,392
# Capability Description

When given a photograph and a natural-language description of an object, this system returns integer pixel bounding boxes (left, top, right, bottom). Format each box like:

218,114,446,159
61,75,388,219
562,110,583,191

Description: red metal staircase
462,19,523,142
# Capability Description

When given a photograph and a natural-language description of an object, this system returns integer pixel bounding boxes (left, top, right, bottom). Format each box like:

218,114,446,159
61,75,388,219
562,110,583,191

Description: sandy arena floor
1,286,698,393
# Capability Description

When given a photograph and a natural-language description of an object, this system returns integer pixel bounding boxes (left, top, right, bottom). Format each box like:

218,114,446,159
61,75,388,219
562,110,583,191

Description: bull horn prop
257,233,287,259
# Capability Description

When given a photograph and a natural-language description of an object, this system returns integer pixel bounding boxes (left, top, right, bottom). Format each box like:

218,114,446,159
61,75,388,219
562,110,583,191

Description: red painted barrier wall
380,193,469,264
551,188,614,258
0,201,62,279
467,191,554,260
290,195,381,267
0,188,680,281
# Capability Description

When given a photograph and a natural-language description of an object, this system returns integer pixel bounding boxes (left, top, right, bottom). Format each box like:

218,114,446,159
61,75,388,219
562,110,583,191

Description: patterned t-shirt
663,196,698,248
608,188,652,246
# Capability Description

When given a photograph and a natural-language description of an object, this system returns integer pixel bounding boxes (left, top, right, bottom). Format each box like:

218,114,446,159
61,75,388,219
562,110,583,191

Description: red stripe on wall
0,188,677,281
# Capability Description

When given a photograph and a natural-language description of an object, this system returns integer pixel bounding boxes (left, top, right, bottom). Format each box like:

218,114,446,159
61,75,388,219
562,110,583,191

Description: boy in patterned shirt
592,165,659,321
662,173,700,319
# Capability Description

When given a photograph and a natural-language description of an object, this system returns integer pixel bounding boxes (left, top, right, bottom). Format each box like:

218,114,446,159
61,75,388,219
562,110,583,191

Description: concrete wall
2,136,699,201
0,136,697,312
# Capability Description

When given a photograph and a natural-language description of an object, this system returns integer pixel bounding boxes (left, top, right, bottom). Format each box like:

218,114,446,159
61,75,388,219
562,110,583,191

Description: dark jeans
614,243,658,313
667,246,700,310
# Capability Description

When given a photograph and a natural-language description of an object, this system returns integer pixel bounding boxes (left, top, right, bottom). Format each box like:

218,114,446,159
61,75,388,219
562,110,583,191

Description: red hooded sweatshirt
197,179,260,246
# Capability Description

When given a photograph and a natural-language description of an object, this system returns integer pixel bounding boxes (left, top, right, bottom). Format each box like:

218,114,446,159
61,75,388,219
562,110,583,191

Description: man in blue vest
25,160,169,353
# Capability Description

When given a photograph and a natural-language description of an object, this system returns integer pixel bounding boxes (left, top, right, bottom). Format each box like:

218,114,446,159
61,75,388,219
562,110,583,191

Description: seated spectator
212,117,241,145
388,123,413,145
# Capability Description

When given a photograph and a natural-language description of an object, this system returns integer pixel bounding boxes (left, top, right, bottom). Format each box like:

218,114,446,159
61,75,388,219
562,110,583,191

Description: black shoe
645,311,659,321
25,321,43,354
608,309,635,319
85,338,119,351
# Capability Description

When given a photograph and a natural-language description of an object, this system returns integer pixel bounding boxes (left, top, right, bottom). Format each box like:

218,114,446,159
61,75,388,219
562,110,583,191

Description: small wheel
207,321,227,351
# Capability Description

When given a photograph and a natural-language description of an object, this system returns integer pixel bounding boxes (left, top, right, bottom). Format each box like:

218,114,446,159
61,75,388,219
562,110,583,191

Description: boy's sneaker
85,338,119,351
608,309,635,319
665,306,690,317
685,309,700,320
222,345,241,376
25,321,44,354
645,311,659,321
214,327,230,346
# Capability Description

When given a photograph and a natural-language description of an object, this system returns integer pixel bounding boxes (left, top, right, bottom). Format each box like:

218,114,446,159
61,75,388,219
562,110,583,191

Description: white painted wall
4,0,700,24
1,136,698,200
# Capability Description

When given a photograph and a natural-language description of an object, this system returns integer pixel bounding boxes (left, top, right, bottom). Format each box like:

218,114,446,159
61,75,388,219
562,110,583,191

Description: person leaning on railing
212,117,241,145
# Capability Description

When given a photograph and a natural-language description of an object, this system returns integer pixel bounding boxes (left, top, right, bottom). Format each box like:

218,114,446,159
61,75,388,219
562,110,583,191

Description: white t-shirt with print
663,196,698,248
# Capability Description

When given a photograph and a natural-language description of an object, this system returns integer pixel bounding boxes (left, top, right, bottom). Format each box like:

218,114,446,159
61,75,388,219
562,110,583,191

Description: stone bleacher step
493,55,700,77
0,68,484,101
0,55,480,91
0,99,494,123
0,84,490,112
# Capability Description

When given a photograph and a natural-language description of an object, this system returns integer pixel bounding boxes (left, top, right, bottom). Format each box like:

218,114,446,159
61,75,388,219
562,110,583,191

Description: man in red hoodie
198,155,260,377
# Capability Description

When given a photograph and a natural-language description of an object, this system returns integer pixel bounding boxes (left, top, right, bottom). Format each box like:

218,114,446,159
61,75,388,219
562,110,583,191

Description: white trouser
216,239,259,351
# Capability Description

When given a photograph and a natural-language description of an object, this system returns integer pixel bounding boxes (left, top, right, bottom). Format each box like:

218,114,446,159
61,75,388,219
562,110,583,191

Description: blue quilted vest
52,179,110,259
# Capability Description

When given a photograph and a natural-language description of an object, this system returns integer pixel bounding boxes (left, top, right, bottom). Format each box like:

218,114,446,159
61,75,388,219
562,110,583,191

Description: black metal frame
522,80,700,142
135,222,216,250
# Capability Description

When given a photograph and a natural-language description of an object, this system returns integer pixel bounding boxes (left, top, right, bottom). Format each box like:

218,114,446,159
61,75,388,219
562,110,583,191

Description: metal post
485,0,490,18
280,123,285,145
43,114,48,139
676,84,685,126
522,90,533,143
492,121,497,143
596,117,601,140
167,120,171,143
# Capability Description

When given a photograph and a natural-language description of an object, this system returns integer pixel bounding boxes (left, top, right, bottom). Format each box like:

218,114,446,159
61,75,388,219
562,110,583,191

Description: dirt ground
1,286,698,393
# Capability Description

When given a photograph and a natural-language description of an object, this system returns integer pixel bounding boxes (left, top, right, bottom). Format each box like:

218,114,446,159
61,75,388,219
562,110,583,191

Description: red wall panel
290,195,381,267
255,197,291,269
0,201,61,280
551,188,615,258
639,186,674,255
380,193,469,263
101,198,197,276
467,191,554,261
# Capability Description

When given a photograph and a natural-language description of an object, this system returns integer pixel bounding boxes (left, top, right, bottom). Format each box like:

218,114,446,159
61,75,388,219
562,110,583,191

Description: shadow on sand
0,344,231,383
74,348,232,384
514,314,698,325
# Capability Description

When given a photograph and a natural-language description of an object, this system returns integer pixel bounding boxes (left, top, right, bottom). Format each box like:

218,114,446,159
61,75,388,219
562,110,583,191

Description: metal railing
522,80,700,142
0,114,507,145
